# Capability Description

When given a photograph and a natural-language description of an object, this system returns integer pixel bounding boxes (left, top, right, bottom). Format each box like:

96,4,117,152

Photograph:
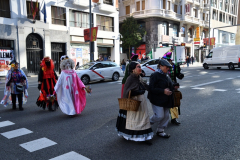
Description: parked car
141,59,160,76
75,61,123,85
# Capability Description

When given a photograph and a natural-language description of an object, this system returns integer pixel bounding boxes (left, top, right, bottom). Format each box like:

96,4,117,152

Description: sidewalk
181,62,202,68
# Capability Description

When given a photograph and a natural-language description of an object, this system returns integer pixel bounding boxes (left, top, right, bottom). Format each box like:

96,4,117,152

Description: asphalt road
0,66,240,160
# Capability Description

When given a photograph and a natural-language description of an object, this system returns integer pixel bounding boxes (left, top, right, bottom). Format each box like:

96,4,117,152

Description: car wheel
81,75,90,85
228,63,235,70
112,72,119,81
217,67,221,69
203,63,209,69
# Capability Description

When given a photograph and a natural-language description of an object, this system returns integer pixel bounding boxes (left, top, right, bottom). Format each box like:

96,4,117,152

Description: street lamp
208,0,211,53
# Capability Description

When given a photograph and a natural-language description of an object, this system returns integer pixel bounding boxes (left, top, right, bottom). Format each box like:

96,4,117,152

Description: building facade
119,0,238,63
0,0,120,76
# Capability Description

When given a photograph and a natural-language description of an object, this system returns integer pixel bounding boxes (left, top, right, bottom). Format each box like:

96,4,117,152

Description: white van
203,45,240,70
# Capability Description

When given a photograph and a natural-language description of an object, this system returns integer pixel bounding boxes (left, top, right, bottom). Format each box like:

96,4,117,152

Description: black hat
9,59,19,65
159,59,172,68
173,83,180,87
129,62,139,74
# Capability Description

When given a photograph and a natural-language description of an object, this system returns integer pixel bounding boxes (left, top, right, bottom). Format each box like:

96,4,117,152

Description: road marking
180,86,186,88
0,121,15,128
108,82,117,84
49,151,90,160
226,78,234,80
191,80,224,88
213,89,227,92
235,88,240,90
192,88,205,90
237,91,240,93
20,137,57,152
1,128,33,139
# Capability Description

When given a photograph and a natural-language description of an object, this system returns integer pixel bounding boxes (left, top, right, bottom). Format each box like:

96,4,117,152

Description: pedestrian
116,62,154,145
121,59,126,74
1,60,28,110
36,56,58,111
104,55,108,61
54,56,91,117
186,56,190,67
170,83,182,125
75,62,80,70
148,59,174,138
121,54,138,98
191,56,194,65
108,56,111,61
126,59,129,66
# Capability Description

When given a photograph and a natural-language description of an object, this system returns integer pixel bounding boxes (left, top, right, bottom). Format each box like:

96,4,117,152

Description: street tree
120,16,146,58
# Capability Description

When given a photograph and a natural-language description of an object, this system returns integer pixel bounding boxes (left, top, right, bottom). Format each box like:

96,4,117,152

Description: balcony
72,0,89,7
204,4,210,10
98,0,116,12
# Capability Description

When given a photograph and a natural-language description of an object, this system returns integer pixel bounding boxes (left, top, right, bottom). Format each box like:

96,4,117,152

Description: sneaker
156,132,170,138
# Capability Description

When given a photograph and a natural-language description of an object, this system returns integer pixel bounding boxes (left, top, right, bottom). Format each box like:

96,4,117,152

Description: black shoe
12,107,16,110
156,132,170,138
171,119,181,125
19,108,24,111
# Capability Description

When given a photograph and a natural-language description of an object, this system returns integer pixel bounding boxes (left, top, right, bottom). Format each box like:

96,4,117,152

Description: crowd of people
116,53,184,145
1,56,91,117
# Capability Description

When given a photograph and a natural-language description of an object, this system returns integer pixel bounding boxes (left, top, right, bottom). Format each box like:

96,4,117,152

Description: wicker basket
118,90,141,111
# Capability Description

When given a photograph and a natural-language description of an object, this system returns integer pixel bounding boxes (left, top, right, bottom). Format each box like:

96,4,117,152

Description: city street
0,66,240,160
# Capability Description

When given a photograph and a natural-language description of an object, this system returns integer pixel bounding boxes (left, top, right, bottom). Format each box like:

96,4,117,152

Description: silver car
75,61,123,85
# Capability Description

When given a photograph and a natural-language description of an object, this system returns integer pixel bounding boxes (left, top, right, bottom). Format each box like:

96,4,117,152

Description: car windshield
76,62,95,70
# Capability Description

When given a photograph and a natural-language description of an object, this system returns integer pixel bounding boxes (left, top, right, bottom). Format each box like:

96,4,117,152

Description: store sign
181,43,185,46
194,38,200,41
203,38,215,45
84,27,98,42
196,27,200,38
162,35,170,42
194,42,200,44
0,50,13,76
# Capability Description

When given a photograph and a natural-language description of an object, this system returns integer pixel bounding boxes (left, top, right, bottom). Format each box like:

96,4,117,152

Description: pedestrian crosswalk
0,120,90,159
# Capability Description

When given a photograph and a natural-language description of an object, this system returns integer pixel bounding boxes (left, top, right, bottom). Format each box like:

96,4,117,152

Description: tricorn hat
9,59,19,65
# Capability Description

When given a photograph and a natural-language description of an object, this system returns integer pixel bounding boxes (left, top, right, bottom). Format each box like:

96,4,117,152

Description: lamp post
89,0,93,61
208,0,211,53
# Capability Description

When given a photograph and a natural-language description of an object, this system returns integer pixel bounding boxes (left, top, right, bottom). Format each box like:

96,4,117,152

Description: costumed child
54,56,91,116
1,60,28,110
170,83,182,125
36,56,58,111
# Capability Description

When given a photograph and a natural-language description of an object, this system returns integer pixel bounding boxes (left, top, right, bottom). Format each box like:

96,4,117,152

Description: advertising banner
136,44,146,59
0,50,14,76
84,27,98,42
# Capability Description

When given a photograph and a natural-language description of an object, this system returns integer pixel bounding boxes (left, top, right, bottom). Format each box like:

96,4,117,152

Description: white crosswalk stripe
49,151,90,160
20,137,57,152
213,89,227,92
1,128,33,139
0,121,15,128
192,88,205,90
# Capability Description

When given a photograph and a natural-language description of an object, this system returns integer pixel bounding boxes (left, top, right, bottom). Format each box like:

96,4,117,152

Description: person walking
36,56,58,111
170,83,182,125
148,59,174,138
191,56,194,65
121,59,126,74
186,56,190,67
2,60,28,110
116,62,154,145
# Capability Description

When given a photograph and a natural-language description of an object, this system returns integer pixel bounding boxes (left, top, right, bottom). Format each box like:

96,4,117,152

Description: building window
168,1,170,10
51,6,66,26
103,0,113,5
203,13,205,20
180,5,182,14
174,5,177,13
173,24,178,37
26,1,40,20
96,15,114,32
219,12,222,22
163,0,166,9
219,2,222,10
212,10,216,20
0,0,10,18
223,13,225,23
180,26,185,37
0,39,14,49
194,9,197,18
189,28,192,38
69,10,93,28
142,1,145,10
162,22,168,35
136,1,140,11
126,6,130,15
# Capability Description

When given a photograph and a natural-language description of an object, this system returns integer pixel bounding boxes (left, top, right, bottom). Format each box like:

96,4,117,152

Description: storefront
97,38,114,61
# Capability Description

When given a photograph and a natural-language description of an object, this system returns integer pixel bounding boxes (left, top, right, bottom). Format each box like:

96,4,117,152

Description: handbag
118,90,141,111
16,83,24,92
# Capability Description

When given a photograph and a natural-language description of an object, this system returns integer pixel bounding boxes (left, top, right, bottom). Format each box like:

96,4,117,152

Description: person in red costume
36,56,58,111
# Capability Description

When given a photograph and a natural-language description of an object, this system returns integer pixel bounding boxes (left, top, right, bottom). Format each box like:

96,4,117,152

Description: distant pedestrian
104,55,108,61
186,56,190,67
1,60,28,110
121,59,126,74
191,56,194,65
